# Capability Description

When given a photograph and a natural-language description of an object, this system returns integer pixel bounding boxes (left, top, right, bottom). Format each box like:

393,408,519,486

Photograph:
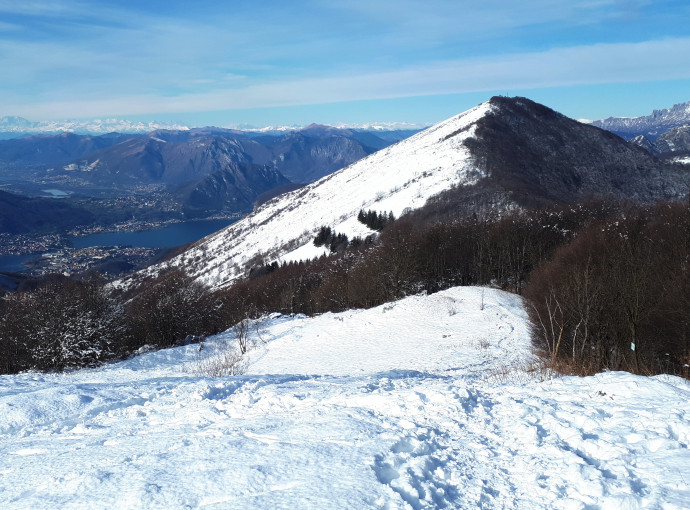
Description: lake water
0,253,40,273
69,218,237,249
42,189,70,198
0,218,238,274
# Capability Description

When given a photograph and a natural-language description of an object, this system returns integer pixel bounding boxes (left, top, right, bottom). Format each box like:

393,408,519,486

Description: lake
41,189,70,198
0,218,238,274
69,218,238,249
0,253,41,274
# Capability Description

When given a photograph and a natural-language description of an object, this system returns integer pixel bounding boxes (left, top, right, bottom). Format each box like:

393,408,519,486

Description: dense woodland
1,195,689,377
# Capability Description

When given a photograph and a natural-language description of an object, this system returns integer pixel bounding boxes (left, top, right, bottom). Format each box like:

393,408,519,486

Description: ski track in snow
1,287,689,509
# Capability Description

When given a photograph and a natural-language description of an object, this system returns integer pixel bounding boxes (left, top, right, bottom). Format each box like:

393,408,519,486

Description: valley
4,96,688,286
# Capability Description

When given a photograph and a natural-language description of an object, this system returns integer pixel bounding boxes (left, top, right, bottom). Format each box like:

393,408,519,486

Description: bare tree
234,318,250,354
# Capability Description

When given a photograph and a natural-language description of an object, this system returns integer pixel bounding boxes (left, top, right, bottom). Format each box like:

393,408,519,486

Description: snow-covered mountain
144,96,688,289
1,286,688,508
146,99,491,288
591,100,690,139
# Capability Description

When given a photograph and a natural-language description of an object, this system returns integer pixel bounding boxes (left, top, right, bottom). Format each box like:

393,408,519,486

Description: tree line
217,199,690,376
0,270,224,374
1,197,688,377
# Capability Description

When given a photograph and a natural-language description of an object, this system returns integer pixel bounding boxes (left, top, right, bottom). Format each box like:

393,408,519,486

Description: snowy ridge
0,116,189,135
334,121,429,131
156,101,492,287
224,121,426,133
1,287,688,508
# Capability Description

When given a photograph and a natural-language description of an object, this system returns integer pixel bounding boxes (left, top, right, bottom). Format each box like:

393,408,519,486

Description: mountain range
591,100,690,139
141,96,690,289
0,115,424,140
0,132,136,171
0,125,416,183
0,116,189,138
0,125,419,227
4,96,690,256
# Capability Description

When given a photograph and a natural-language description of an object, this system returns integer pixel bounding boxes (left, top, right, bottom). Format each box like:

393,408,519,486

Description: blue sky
1,0,689,127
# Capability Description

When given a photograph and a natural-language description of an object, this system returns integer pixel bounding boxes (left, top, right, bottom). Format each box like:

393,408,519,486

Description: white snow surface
151,102,491,288
2,287,689,509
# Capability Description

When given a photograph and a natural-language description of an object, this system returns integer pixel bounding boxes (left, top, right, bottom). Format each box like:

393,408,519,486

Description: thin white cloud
322,0,653,37
0,0,82,16
6,37,689,119
0,0,137,23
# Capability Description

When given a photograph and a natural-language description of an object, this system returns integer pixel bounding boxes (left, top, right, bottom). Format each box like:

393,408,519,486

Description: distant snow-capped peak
334,121,430,131
0,116,190,135
225,121,428,134
1,115,427,137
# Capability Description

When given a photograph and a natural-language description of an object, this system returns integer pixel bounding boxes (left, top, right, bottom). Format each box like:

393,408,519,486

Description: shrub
0,275,125,373
525,202,690,375
124,269,220,350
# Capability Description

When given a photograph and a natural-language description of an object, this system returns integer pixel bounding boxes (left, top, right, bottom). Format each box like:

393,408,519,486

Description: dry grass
186,343,247,377
485,356,561,385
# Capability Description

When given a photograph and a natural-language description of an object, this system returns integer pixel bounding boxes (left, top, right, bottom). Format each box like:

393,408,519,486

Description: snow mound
1,287,689,509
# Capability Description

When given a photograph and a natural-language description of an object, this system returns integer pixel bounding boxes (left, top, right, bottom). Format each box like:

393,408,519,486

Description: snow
1,286,689,509
334,121,428,131
673,156,690,164
277,241,329,265
149,101,492,288
0,117,189,135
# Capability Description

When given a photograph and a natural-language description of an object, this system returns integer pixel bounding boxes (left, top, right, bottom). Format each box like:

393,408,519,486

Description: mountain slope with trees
141,96,689,289
0,189,94,234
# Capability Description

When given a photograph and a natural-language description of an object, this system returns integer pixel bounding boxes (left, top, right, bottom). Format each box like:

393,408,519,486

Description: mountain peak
486,95,563,119
127,97,688,290
138,100,494,287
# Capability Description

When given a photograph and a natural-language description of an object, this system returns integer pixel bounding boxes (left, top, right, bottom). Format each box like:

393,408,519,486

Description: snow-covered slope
1,287,688,509
150,102,491,287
